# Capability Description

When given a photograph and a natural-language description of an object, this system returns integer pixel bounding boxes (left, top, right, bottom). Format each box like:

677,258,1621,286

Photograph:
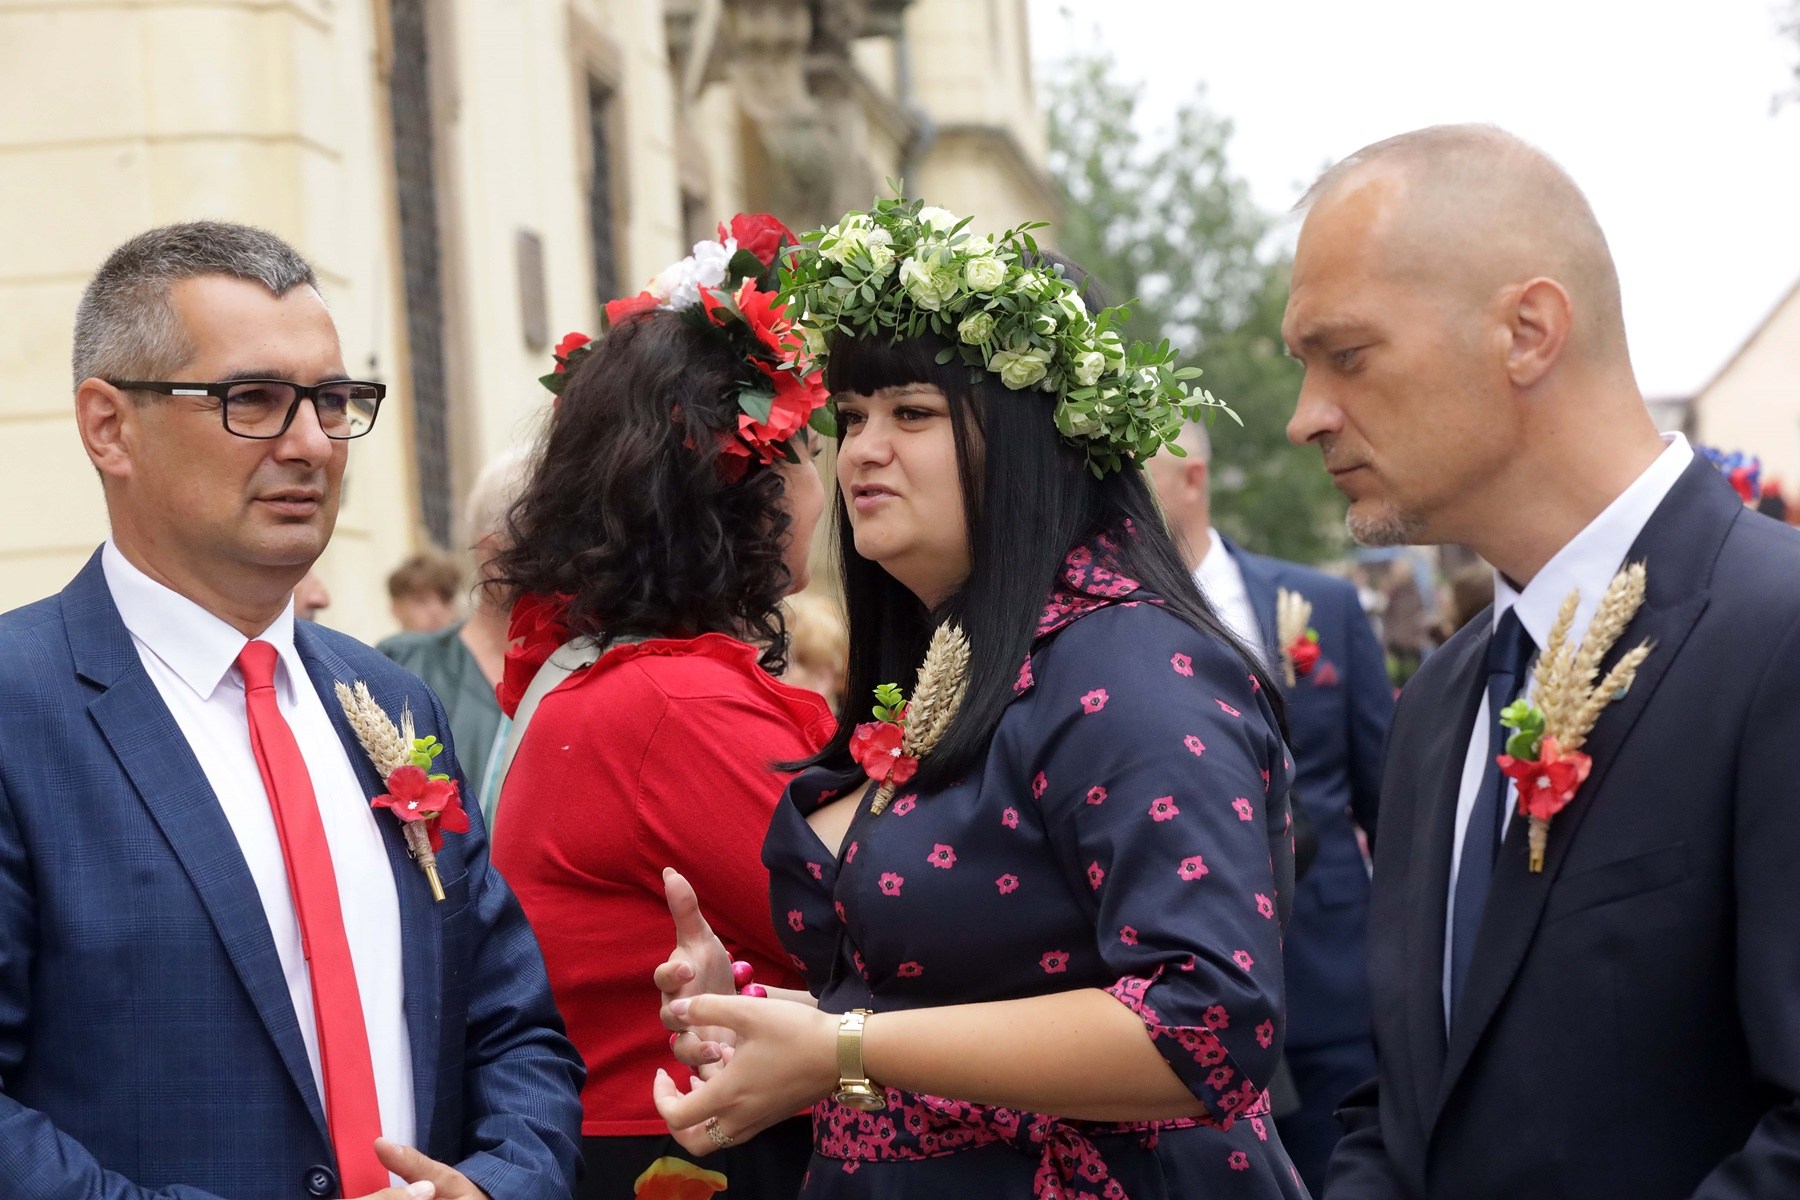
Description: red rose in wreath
372,765,471,852
551,330,592,370
719,212,796,268
603,291,661,328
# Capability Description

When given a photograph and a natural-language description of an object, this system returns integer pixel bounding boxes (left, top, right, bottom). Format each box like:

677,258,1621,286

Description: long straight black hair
803,328,1283,789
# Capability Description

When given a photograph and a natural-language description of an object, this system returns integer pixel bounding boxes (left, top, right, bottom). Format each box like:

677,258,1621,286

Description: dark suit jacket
0,552,584,1199
1230,542,1392,1051
1328,459,1800,1199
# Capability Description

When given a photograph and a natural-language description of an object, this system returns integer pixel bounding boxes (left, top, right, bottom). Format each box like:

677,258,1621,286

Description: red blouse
493,632,835,1136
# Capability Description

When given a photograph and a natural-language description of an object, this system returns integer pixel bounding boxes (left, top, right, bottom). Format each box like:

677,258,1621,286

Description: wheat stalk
1532,591,1580,734
333,680,446,900
1276,588,1313,687
871,623,972,814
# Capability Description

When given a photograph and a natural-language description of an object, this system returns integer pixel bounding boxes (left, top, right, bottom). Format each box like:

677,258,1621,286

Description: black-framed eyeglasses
108,378,386,440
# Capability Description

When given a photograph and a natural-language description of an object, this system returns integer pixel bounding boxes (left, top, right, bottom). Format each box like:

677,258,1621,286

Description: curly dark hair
493,310,797,671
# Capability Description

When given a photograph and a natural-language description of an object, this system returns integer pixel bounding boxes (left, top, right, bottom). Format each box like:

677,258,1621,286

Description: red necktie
238,640,387,1195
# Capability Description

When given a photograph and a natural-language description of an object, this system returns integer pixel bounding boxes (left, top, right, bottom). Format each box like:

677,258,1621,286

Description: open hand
651,993,838,1156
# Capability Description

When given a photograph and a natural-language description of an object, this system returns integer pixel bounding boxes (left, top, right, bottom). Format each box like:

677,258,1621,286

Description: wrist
830,1008,887,1111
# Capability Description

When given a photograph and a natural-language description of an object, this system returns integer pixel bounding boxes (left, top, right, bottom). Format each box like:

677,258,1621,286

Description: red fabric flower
718,212,796,268
603,292,660,328
497,592,573,717
551,331,592,370
1288,635,1321,677
1498,735,1593,822
701,280,829,475
372,765,471,852
849,720,918,786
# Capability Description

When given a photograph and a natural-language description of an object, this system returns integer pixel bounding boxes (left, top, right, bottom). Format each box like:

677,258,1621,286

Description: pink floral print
1185,734,1206,756
1080,689,1109,714
1178,854,1210,881
879,872,904,897
1171,652,1193,676
787,909,805,931
928,844,957,869
892,794,917,816
1002,807,1019,829
1040,950,1070,974
1086,785,1108,805
1149,795,1180,822
996,873,1019,894
1233,797,1255,822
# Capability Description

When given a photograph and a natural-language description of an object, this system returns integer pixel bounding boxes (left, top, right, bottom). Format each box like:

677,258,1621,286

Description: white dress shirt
1194,527,1268,666
102,541,416,1150
1442,434,1694,1022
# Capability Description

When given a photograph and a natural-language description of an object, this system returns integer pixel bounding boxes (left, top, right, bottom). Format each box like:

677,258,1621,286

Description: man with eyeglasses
0,222,582,1199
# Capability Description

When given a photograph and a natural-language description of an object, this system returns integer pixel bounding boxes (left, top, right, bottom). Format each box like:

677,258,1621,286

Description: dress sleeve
1024,603,1293,1125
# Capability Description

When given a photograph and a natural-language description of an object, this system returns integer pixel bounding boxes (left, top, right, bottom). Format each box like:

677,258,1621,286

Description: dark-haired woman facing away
651,202,1309,1198
493,215,835,1199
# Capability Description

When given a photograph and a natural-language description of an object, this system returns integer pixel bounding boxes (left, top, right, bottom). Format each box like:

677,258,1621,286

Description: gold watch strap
836,1008,873,1084
833,1008,885,1110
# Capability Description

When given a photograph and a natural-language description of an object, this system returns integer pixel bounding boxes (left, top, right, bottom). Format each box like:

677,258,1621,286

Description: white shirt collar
1194,527,1236,596
101,539,302,705
1495,433,1694,648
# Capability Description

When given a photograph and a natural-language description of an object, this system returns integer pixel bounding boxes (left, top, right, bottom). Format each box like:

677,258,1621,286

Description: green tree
1044,52,1347,563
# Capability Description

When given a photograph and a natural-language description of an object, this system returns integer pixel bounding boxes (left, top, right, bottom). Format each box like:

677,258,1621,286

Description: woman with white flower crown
651,199,1310,1199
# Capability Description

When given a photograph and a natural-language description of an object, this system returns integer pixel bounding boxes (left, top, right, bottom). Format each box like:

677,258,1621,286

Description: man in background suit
1286,124,1800,1199
1149,424,1392,1194
0,222,583,1198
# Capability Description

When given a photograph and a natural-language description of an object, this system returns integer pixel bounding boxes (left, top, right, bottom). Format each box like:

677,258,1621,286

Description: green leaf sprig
409,734,452,782
1498,698,1546,760
872,683,906,724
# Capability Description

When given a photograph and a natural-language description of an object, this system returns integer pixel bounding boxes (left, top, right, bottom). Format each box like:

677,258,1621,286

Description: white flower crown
778,196,1235,476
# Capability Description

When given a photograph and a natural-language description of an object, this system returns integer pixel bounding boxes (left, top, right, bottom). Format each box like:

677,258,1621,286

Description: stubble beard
1346,500,1426,548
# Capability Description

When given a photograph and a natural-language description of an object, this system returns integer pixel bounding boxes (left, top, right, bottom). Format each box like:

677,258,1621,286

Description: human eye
836,406,867,430
894,405,940,423
1332,345,1367,371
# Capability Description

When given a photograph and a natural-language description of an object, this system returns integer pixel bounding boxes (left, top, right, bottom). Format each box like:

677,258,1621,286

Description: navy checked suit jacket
1328,459,1800,1199
0,552,583,1199
1228,542,1391,1051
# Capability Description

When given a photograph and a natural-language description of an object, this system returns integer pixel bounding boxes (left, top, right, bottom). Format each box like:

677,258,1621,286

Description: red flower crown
540,213,832,483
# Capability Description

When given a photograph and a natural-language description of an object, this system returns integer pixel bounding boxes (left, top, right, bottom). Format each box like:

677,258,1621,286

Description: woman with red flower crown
490,214,836,1199
650,201,1308,1198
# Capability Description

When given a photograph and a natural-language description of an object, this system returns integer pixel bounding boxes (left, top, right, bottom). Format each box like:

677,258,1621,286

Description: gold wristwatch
832,1008,886,1111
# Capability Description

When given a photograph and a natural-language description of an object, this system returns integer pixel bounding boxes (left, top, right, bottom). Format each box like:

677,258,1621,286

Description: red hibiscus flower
718,212,795,267
849,720,918,786
372,765,470,852
1498,735,1593,822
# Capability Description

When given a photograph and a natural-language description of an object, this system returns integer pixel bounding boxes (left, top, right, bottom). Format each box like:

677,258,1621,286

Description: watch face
834,1088,887,1112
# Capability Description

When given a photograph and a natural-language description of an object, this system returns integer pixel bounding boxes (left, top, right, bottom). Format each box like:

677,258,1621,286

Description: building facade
1692,279,1800,500
0,0,1054,640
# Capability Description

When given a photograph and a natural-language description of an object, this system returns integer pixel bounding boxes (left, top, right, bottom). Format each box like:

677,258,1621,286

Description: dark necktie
1448,609,1535,1022
238,641,387,1194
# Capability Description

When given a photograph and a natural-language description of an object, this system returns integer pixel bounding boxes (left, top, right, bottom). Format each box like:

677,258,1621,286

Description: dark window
588,77,621,305
388,0,453,547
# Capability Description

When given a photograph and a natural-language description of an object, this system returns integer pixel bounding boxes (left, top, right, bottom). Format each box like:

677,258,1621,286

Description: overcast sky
1028,0,1800,399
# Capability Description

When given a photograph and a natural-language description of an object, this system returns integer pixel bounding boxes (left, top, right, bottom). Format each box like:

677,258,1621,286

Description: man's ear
75,378,136,483
1503,277,1572,389
1185,458,1210,496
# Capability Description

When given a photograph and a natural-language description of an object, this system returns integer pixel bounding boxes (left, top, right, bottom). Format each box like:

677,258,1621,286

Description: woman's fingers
661,868,713,947
652,1067,718,1143
668,992,754,1032
653,958,695,995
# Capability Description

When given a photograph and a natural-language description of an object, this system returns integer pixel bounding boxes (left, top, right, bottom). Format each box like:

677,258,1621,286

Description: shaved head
1299,124,1627,364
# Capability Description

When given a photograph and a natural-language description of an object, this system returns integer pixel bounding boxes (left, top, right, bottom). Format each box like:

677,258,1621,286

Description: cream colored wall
0,0,416,643
1694,283,1800,494
0,0,1055,639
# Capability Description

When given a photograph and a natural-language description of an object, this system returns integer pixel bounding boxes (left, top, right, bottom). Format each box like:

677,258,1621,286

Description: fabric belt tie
238,640,387,1195
1448,609,1536,1022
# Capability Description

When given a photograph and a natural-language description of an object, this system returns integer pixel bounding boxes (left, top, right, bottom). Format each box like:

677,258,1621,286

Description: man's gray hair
71,220,319,389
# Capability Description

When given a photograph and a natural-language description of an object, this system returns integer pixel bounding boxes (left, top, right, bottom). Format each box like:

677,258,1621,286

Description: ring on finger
667,1029,691,1049
704,1116,735,1149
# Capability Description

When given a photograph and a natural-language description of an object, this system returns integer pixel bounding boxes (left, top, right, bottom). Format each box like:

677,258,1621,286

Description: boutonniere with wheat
1496,563,1653,872
1276,587,1321,686
848,623,972,815
335,681,471,901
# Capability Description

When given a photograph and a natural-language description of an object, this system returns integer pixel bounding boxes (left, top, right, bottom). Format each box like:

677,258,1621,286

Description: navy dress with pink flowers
763,543,1310,1200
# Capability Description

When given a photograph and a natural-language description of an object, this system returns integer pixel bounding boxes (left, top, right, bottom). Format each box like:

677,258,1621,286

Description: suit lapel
1432,457,1734,1123
1222,538,1284,666
1398,620,1488,1106
297,624,443,1141
64,555,330,1145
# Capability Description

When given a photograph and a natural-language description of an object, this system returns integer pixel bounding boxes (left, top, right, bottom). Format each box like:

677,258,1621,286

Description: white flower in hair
651,236,739,310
